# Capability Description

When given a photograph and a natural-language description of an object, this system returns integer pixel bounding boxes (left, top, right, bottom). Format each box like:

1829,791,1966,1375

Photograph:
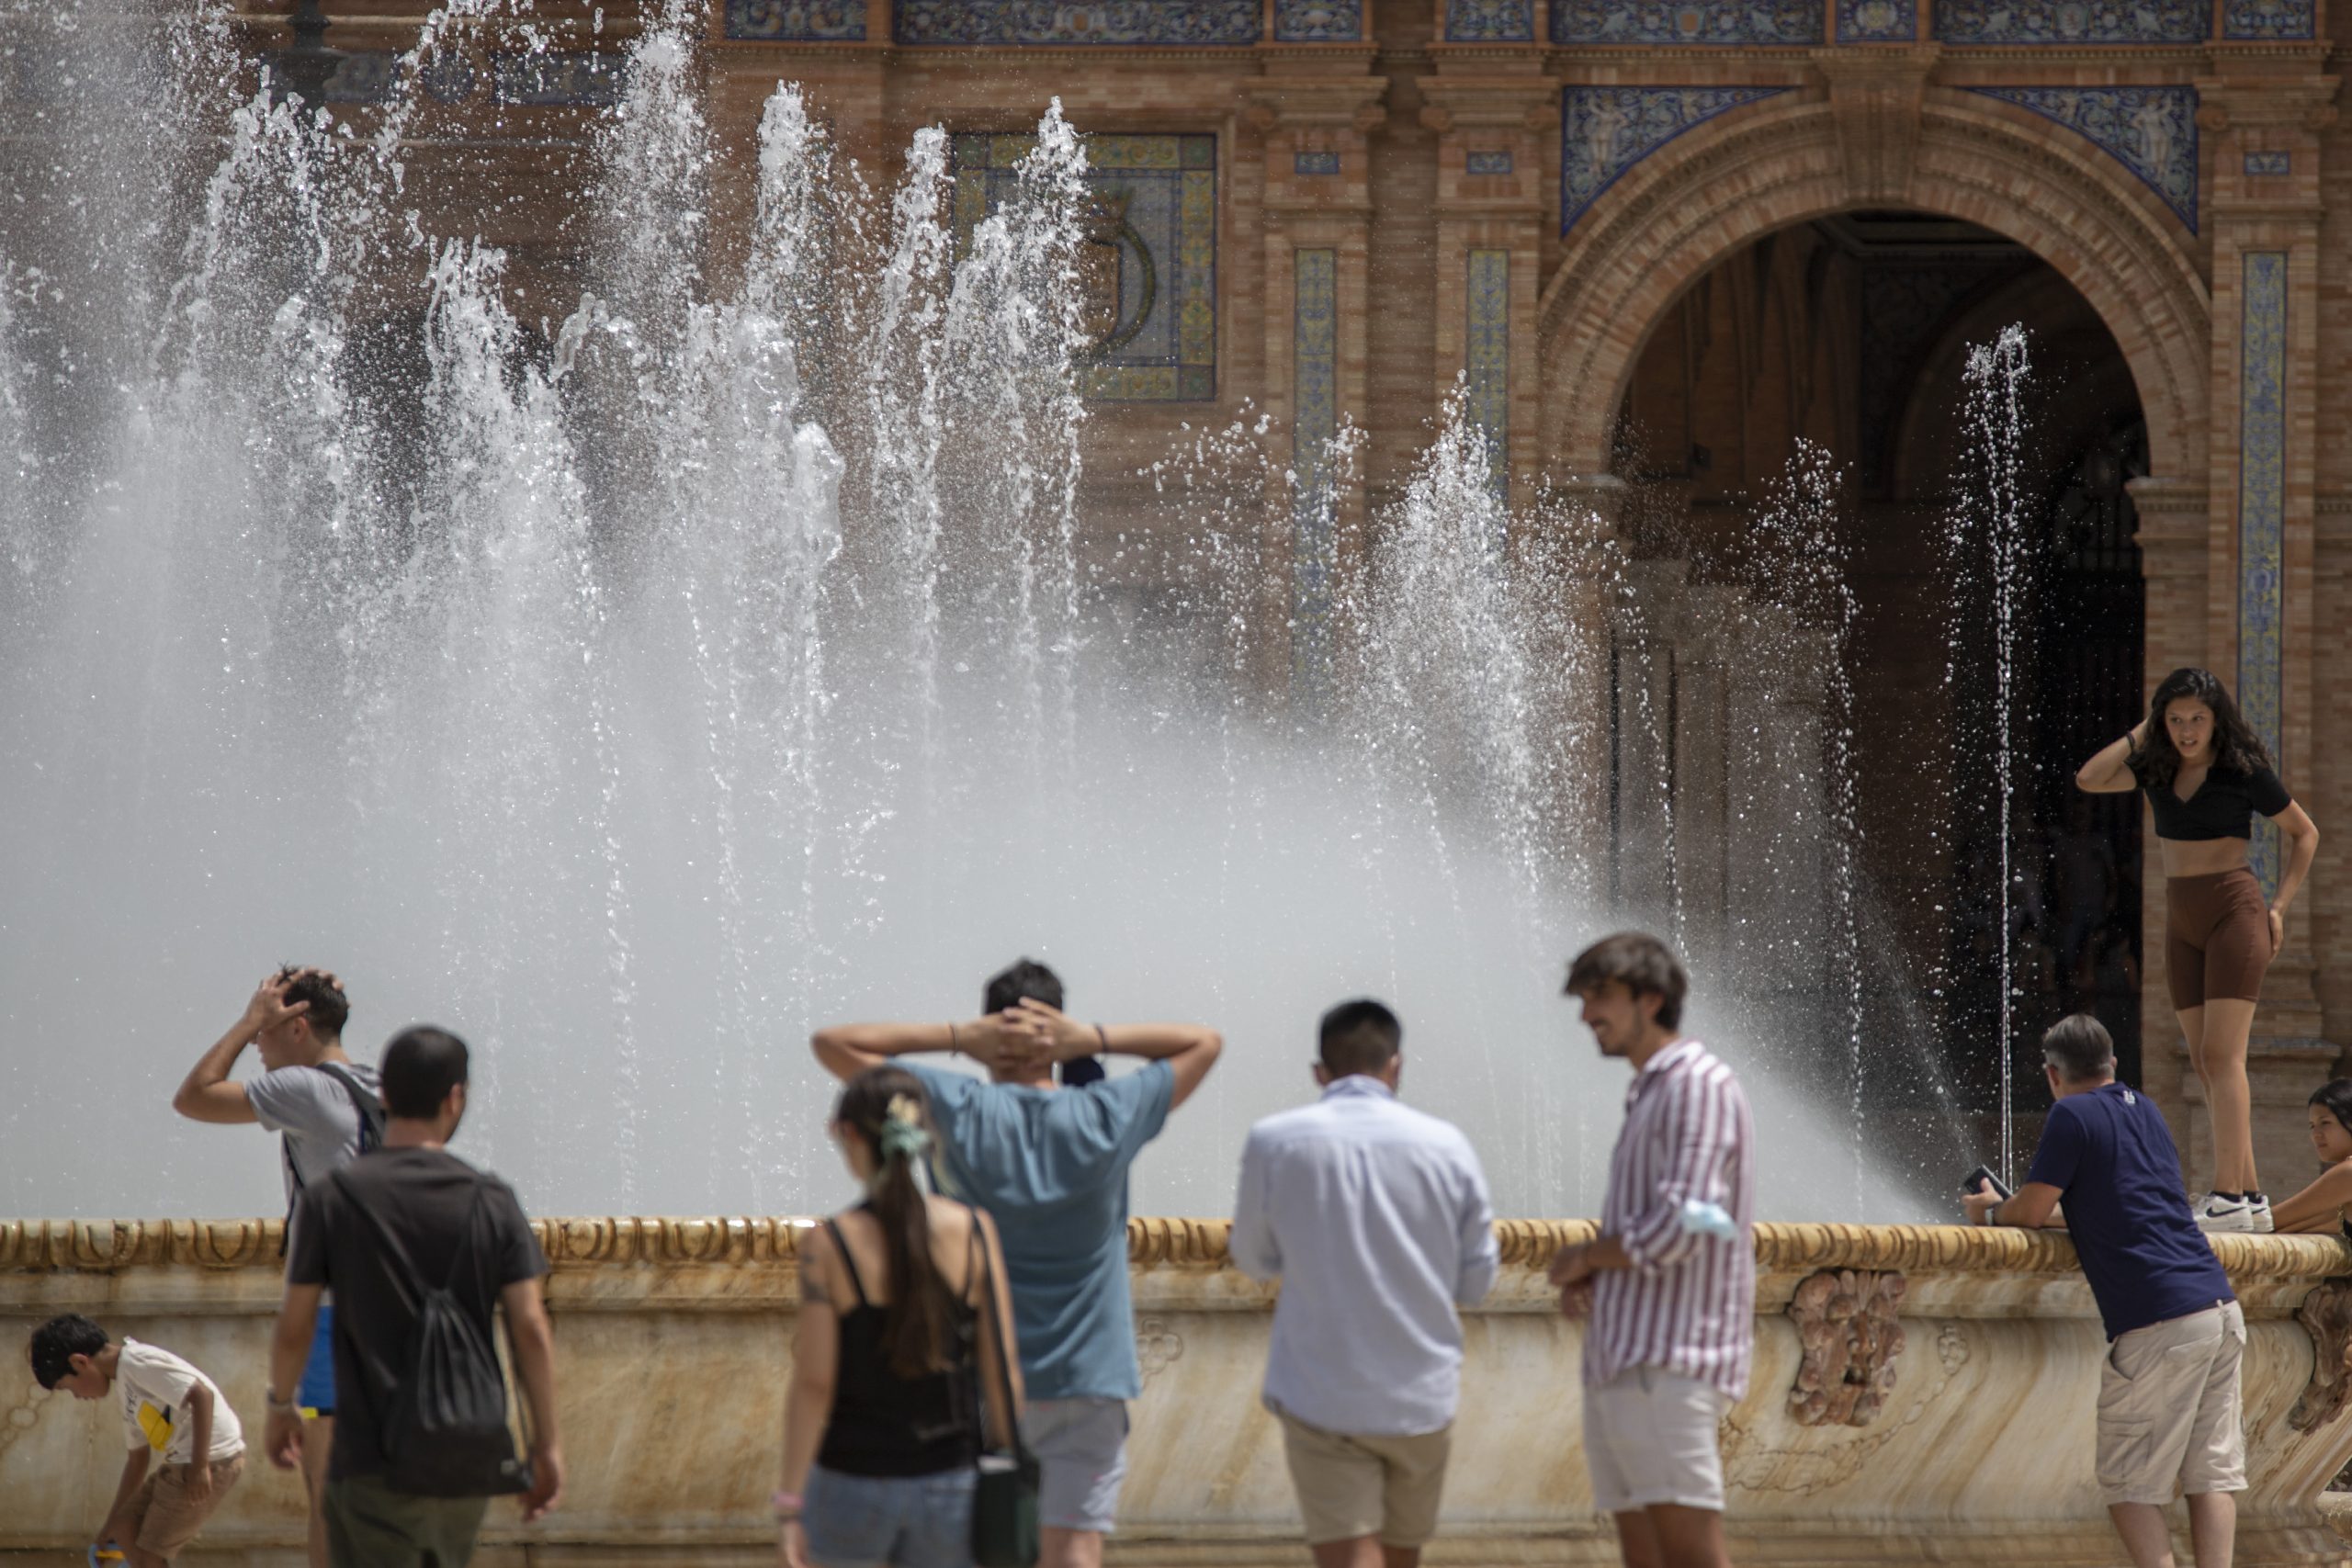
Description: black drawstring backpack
328,1168,532,1497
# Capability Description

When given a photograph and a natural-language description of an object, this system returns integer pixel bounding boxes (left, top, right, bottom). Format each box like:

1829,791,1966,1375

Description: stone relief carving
2290,1280,2352,1432
1787,1269,1906,1428
1137,1317,1186,1383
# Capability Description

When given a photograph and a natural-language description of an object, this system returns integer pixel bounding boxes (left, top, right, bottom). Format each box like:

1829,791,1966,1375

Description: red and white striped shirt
1585,1038,1756,1400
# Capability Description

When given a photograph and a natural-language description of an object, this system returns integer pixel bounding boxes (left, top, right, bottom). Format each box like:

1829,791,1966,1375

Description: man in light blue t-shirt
813,958,1223,1568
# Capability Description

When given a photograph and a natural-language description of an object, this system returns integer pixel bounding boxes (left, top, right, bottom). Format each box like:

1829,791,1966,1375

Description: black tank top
815,1208,983,1478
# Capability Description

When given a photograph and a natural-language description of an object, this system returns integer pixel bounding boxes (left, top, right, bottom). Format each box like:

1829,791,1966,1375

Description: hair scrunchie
875,1092,933,1165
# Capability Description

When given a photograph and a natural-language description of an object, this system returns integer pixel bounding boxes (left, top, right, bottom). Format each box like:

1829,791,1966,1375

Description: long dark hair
2128,667,2273,790
833,1066,956,1380
2311,1080,2352,1142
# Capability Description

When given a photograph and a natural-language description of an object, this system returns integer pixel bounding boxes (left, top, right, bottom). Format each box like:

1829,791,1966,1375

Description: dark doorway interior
1611,209,2150,1152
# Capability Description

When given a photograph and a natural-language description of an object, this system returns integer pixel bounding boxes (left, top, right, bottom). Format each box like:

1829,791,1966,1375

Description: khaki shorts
122,1451,244,1558
1022,1398,1130,1535
1274,1406,1453,1548
1582,1367,1730,1515
2097,1301,2246,1506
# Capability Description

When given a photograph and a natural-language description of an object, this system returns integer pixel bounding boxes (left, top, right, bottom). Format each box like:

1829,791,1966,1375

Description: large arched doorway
1607,208,2149,1147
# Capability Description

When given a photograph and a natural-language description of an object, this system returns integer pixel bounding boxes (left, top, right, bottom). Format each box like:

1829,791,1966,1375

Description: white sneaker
2193,1192,2266,1234
2251,1195,2275,1234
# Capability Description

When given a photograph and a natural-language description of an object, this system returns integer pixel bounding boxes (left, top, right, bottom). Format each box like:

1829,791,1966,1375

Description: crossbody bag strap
326,1169,488,1307
313,1063,387,1152
968,1204,1030,1465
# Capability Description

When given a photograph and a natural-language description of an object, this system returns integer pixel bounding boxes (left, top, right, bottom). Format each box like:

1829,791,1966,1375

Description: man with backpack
265,1024,563,1563
173,967,384,1567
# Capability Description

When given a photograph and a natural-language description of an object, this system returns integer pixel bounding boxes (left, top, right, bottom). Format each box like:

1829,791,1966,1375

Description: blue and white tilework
1552,0,1822,45
492,51,625,106
1294,249,1340,702
1465,250,1510,496
953,133,1217,400
1934,0,2204,43
2245,151,2292,175
2237,252,2287,889
1466,150,1516,175
1561,86,1789,235
2222,0,2316,38
1968,87,2198,231
724,0,869,39
894,0,1261,43
1295,151,1342,175
1274,0,1364,39
1447,0,1538,39
1837,0,1917,39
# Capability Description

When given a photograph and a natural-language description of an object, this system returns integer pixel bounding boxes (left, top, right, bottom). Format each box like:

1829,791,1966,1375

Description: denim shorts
298,1303,336,1415
802,1463,977,1568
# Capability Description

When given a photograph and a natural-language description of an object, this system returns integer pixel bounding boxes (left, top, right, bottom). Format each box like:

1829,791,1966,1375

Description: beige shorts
122,1451,245,1558
1583,1366,1730,1515
1274,1406,1453,1548
2097,1301,2246,1506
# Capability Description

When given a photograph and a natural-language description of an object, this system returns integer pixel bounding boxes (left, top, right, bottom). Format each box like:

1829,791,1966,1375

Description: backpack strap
821,1218,870,1309
326,1167,489,1307
313,1064,388,1154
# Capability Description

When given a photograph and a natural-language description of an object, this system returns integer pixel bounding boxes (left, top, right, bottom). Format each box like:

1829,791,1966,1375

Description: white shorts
1583,1366,1731,1515
1022,1397,1129,1534
2097,1301,2246,1506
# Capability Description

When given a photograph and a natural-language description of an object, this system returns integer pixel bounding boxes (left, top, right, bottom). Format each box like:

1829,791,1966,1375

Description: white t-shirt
117,1339,244,1465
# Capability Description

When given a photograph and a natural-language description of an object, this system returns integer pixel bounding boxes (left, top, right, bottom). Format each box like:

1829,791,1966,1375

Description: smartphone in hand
1961,1164,2012,1201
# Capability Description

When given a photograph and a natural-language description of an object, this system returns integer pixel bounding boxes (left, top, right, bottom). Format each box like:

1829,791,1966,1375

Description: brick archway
1536,86,2211,482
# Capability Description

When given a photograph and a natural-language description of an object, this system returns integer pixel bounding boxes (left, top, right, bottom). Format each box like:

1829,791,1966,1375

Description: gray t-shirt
246,1061,383,1206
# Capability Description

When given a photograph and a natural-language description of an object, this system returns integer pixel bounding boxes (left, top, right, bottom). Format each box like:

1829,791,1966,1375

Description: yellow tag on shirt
136,1401,174,1452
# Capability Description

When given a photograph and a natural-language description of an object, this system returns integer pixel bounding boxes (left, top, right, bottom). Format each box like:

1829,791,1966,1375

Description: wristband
265,1388,297,1413
947,1021,959,1055
1092,1022,1110,1054
772,1489,805,1519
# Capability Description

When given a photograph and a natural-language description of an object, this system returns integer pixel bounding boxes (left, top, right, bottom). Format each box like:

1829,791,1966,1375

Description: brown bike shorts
2165,867,2270,1011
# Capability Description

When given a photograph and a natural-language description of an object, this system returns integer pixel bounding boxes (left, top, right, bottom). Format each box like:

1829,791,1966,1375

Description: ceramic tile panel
1561,86,1790,234
2222,0,2315,38
1295,151,1342,175
1447,0,1538,40
1551,0,1823,46
724,0,869,39
1934,0,2205,44
1968,87,2198,231
1273,0,1365,39
492,51,625,107
2245,151,2292,175
950,132,1217,401
1466,249,1510,495
2237,251,2286,888
1465,150,1516,175
1836,0,1919,39
895,0,1261,44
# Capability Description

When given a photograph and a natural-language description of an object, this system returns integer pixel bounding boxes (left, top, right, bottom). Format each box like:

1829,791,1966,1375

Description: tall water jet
1951,324,2033,1177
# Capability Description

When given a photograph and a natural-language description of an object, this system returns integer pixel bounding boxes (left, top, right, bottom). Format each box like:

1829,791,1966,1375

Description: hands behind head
243,973,311,1033
957,999,1093,1073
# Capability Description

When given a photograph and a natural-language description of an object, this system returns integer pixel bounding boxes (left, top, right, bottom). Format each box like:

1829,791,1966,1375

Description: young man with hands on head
811,958,1223,1568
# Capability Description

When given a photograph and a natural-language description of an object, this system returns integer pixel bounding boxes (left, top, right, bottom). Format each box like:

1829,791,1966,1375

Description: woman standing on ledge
2076,666,2320,1235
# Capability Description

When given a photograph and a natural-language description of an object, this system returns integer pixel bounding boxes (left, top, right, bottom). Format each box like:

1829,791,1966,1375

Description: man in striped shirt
1550,932,1754,1568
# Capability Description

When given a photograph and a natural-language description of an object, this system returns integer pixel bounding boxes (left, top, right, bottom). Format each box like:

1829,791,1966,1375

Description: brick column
2189,63,2341,1188
1244,73,1390,705
1417,72,1556,507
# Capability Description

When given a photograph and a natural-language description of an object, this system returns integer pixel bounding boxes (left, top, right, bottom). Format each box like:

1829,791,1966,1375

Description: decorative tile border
1967,86,2198,231
1466,249,1510,495
1295,151,1342,175
950,132,1216,401
1552,0,1822,46
1447,0,1538,40
2222,0,2316,38
2245,151,2292,175
492,51,625,106
1561,86,1789,234
1466,150,1516,175
725,0,868,39
1934,0,2204,44
1837,0,1918,39
1273,0,1365,39
1294,248,1340,699
2237,252,2286,889
894,0,1261,44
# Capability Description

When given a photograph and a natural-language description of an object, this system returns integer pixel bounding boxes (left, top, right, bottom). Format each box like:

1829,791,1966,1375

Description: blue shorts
298,1303,336,1416
802,1464,976,1568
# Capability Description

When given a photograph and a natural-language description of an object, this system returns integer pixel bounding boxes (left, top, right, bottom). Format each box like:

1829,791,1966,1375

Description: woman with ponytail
777,1066,1021,1568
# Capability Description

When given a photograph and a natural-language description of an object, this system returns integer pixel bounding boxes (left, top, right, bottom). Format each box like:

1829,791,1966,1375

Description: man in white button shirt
1230,999,1500,1568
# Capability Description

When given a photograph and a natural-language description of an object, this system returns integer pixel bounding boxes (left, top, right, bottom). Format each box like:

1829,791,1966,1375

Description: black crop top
2142,763,2292,842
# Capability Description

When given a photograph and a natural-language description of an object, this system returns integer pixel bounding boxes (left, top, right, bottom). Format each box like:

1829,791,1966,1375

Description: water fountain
7,14,2352,1565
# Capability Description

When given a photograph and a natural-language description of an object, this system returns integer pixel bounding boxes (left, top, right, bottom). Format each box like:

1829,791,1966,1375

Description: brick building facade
262,0,2342,1184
